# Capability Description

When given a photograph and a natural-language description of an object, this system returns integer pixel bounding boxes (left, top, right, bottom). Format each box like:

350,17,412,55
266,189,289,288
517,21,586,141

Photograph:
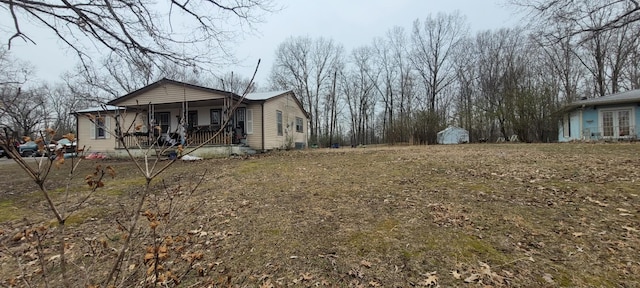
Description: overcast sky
3,0,519,86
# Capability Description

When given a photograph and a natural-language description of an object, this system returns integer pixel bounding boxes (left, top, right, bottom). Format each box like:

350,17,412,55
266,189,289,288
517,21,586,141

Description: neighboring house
74,78,309,157
437,126,469,144
558,89,640,142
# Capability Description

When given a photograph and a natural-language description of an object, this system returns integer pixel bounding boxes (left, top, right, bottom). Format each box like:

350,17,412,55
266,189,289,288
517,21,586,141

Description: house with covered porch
74,78,309,157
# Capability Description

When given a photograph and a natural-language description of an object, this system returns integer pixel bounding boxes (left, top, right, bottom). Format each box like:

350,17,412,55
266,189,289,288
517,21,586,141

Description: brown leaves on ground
0,144,639,286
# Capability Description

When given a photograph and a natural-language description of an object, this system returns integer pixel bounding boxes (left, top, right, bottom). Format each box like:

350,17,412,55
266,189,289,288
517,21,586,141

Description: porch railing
117,130,232,149
582,126,637,140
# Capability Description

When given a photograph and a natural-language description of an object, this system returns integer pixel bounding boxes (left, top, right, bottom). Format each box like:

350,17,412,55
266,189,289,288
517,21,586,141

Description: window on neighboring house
276,110,283,136
296,117,303,133
601,109,633,138
210,109,221,126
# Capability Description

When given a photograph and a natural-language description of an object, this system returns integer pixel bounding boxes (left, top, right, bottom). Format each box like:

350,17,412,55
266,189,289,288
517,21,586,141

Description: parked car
19,141,43,157
1,141,20,158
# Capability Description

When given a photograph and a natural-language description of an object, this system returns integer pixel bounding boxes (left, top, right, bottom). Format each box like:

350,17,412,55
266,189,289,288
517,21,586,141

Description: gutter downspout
261,102,265,152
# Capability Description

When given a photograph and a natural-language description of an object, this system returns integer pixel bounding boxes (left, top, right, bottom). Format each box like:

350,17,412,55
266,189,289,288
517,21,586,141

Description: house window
246,109,253,134
187,111,198,129
276,110,283,136
210,109,221,126
96,118,106,139
296,117,303,133
90,116,110,140
235,108,245,130
601,109,633,138
154,112,170,133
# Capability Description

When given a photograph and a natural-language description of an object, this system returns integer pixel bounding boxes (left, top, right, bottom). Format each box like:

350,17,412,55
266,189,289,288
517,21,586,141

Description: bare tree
410,11,468,143
340,46,378,146
532,23,585,102
270,36,344,144
0,47,37,136
2,0,276,73
0,85,49,137
48,84,92,136
515,0,640,33
216,71,258,95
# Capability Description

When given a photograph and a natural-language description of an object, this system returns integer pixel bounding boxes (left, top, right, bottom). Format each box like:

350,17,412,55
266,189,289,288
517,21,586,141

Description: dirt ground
0,143,639,287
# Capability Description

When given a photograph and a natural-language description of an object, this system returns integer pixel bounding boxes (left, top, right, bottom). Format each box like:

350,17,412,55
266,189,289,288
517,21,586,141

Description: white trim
90,119,96,140
104,117,111,139
246,109,253,134
598,106,635,138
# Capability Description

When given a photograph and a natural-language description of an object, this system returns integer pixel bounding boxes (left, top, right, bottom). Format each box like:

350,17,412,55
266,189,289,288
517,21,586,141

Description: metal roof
74,105,124,113
245,90,290,100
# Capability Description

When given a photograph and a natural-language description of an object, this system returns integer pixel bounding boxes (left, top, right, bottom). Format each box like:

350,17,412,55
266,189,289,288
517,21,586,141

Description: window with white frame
90,116,110,140
246,109,253,134
601,108,633,138
276,110,283,136
96,117,106,139
295,117,303,133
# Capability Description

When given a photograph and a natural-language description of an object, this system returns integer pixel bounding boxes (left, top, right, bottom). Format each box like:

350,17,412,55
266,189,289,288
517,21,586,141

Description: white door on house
601,109,632,138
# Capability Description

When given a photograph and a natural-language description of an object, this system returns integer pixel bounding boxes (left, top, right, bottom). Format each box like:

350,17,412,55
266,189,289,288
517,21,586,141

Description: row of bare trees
269,5,640,145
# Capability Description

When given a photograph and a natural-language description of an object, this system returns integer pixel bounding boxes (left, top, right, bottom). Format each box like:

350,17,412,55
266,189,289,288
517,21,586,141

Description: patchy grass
0,200,21,223
1,143,639,286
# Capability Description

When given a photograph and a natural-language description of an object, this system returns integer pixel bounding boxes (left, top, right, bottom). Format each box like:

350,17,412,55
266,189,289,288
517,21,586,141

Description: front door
602,109,631,138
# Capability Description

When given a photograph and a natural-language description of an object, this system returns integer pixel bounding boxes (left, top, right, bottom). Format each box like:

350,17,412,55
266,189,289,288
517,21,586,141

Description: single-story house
74,78,309,157
558,89,640,142
437,126,469,144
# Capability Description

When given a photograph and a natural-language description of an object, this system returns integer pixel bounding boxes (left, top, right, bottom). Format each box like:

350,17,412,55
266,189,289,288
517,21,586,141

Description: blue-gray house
558,89,640,142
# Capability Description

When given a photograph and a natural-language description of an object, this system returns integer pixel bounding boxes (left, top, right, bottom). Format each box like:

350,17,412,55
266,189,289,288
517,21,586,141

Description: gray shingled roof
563,89,640,111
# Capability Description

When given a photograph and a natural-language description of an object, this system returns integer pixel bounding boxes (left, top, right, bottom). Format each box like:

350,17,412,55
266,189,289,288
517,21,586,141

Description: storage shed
437,126,469,144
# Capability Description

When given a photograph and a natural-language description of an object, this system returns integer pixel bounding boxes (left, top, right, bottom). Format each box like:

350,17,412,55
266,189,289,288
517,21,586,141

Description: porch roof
73,105,124,114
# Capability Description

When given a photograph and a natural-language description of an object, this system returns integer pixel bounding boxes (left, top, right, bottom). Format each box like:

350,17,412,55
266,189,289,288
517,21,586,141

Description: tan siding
115,84,227,106
77,111,147,154
262,93,308,150
245,104,264,150
77,114,117,153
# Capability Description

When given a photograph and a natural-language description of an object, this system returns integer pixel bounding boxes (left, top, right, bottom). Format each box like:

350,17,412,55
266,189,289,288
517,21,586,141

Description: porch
116,126,242,149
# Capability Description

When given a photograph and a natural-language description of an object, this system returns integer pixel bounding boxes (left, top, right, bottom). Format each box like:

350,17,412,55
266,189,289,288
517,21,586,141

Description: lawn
0,143,639,287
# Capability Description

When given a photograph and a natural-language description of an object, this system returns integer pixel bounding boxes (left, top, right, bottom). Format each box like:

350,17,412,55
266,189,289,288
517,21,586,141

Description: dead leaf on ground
418,271,438,287
300,272,313,281
464,273,480,283
360,260,372,268
451,270,461,279
543,273,555,284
